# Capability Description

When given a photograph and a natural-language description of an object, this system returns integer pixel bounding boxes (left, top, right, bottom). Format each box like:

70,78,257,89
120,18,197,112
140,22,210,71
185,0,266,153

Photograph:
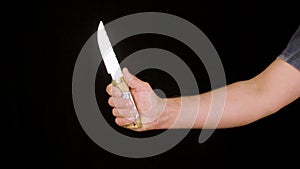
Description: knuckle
108,97,114,106
142,81,150,88
115,118,124,126
106,85,112,94
115,118,120,125
112,108,118,116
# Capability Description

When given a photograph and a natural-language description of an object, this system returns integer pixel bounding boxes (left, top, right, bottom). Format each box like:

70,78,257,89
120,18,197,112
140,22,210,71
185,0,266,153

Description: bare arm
106,58,300,130
160,58,300,129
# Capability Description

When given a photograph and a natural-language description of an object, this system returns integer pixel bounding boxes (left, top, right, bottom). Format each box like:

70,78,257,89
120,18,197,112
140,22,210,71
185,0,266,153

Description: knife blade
97,21,142,129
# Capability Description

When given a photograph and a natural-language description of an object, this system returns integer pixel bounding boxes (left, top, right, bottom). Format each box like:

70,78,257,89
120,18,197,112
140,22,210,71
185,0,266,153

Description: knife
97,21,142,129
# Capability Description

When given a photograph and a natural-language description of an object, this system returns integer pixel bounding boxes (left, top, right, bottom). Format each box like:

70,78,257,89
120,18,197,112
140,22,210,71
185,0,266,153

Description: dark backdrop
12,0,299,168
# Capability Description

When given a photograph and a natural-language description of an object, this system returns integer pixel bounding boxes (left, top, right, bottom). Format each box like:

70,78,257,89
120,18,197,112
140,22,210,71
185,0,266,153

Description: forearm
157,58,300,129
159,80,275,129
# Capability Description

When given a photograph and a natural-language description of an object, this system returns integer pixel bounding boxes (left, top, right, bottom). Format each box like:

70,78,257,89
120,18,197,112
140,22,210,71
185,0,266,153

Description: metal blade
97,21,122,80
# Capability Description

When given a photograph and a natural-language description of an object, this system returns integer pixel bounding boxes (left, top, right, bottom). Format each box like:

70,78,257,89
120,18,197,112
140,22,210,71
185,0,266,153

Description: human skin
106,58,300,131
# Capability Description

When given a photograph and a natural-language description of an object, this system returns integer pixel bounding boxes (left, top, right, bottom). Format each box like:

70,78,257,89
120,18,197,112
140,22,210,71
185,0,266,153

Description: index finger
106,83,122,97
106,84,113,95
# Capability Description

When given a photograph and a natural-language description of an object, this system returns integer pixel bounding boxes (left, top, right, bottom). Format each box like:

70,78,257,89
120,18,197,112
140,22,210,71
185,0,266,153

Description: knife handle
112,77,142,129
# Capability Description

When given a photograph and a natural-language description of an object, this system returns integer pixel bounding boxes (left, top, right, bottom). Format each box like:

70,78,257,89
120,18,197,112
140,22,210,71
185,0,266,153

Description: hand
106,68,166,131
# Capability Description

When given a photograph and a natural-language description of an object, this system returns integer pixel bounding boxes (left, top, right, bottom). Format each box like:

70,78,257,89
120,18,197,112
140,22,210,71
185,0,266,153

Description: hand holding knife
97,21,142,129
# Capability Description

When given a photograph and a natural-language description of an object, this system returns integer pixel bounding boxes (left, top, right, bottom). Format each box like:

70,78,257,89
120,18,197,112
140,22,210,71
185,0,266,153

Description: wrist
156,97,181,129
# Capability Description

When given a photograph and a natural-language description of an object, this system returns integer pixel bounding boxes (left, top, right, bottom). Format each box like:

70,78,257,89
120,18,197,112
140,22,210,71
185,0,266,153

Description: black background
12,0,299,168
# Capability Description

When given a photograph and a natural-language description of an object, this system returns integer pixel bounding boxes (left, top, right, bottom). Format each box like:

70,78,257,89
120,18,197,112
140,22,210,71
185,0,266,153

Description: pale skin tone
106,58,300,131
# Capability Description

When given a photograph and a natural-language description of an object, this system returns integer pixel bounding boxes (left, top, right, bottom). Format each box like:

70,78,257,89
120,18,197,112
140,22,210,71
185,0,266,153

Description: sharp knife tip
98,21,104,30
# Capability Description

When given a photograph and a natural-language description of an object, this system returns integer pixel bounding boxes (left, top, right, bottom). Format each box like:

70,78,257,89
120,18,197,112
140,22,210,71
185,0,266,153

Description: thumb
122,67,144,89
